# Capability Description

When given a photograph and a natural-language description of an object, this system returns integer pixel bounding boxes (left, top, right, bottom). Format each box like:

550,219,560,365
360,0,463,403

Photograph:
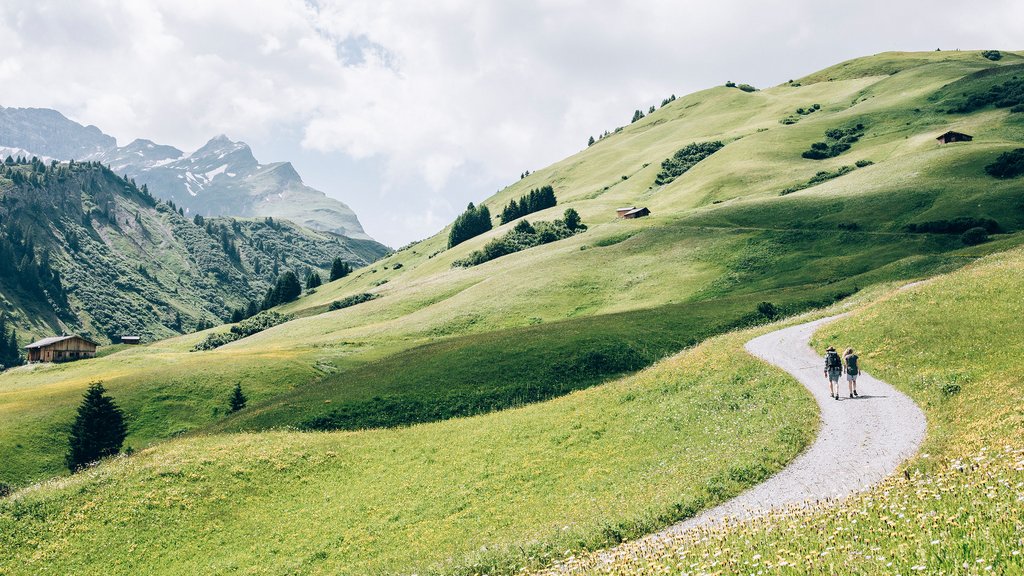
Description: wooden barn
616,206,638,217
25,335,98,363
120,336,141,345
936,130,973,144
620,207,651,219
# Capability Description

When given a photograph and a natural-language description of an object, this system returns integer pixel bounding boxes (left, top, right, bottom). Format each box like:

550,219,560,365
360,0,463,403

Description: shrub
981,50,1002,61
984,148,1024,179
329,293,376,310
960,227,989,246
756,301,779,319
737,84,757,93
0,483,11,498
454,214,585,268
724,81,736,88
855,159,874,168
191,311,290,351
654,141,725,185
801,124,865,160
905,217,1001,235
947,76,1024,113
780,165,857,195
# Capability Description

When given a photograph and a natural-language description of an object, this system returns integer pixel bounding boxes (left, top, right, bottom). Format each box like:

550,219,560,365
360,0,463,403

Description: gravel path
548,314,926,573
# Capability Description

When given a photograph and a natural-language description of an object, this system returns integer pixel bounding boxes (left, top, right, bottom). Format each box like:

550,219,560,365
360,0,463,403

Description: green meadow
590,245,1024,575
2,50,1024,574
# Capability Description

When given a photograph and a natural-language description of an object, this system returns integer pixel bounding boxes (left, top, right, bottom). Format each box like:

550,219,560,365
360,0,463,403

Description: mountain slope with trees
0,157,387,345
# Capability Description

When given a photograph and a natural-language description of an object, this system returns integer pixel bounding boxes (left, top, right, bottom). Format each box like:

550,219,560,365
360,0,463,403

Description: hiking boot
854,390,859,397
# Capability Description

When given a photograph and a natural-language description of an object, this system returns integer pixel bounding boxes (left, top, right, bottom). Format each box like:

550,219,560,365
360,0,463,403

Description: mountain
0,106,115,159
0,157,388,343
0,108,377,242
2,50,1024,575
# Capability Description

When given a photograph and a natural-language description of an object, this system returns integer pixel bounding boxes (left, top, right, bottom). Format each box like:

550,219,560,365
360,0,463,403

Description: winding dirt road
549,314,926,573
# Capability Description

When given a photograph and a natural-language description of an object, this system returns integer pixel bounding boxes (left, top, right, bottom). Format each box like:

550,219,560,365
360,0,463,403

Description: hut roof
623,207,650,217
25,334,99,349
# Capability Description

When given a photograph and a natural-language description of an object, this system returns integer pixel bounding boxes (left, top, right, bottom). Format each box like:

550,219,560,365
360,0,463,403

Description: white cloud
1,0,1023,245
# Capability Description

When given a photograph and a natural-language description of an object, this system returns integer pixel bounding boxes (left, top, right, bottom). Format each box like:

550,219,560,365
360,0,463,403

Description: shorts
847,372,858,382
827,368,842,382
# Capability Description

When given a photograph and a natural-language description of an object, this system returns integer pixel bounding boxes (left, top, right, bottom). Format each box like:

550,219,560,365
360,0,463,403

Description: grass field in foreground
0,323,818,576
574,247,1024,575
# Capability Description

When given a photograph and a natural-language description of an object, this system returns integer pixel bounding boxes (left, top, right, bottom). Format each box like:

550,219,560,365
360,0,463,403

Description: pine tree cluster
499,185,557,225
329,257,353,281
0,313,22,370
447,202,493,248
261,271,302,309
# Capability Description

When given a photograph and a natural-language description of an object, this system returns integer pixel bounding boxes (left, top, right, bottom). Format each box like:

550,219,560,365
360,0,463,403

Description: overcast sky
1,1,1021,246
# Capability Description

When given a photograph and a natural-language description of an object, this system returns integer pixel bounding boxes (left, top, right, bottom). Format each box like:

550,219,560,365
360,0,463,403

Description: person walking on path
844,347,860,398
824,345,843,400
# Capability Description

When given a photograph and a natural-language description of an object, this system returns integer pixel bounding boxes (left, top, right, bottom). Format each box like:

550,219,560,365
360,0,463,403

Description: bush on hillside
454,211,586,268
981,50,1002,61
654,141,726,186
329,293,377,310
801,124,865,160
947,77,1024,114
191,311,290,351
779,165,859,195
960,227,990,246
984,148,1024,179
0,482,10,498
737,83,757,93
905,217,1002,235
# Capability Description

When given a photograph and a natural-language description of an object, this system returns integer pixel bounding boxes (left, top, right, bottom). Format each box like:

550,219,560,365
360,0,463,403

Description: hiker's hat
826,346,836,351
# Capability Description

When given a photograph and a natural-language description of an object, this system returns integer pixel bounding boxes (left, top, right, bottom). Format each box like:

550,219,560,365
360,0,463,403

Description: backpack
845,354,859,375
825,351,841,370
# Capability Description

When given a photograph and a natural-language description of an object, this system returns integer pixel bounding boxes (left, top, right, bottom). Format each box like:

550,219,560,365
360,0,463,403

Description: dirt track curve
548,314,927,573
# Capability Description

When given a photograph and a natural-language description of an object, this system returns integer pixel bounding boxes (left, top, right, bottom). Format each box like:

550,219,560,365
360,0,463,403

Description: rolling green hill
2,50,1024,574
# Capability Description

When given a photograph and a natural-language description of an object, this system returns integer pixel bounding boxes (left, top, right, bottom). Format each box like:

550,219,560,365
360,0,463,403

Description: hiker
844,347,860,398
824,345,842,400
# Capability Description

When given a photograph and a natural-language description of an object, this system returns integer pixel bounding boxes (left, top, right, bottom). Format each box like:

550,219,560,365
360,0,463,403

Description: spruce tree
65,383,128,472
228,383,247,413
330,257,350,281
275,271,302,304
306,272,322,290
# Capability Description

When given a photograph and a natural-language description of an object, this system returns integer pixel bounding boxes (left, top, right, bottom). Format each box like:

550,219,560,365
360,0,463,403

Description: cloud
1,0,1023,245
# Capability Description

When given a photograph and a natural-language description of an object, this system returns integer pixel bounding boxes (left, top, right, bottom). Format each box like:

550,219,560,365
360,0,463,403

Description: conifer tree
306,272,322,290
65,383,127,472
228,383,247,413
329,257,351,281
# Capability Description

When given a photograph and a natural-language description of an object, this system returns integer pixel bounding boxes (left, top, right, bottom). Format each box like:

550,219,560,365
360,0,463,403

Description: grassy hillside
2,49,1024,573
5,50,1024,486
582,245,1024,575
0,324,818,575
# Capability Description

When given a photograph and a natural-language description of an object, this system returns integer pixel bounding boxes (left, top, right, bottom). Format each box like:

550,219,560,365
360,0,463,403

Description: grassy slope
585,247,1024,575
4,51,1024,487
0,325,817,575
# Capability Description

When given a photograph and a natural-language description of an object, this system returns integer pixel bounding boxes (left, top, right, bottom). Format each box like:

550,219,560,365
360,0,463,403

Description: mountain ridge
0,107,378,242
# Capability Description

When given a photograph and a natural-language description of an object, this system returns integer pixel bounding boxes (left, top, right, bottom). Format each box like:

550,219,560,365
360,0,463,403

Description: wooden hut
616,206,638,217
936,131,973,144
120,336,141,345
620,207,651,219
25,335,98,363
